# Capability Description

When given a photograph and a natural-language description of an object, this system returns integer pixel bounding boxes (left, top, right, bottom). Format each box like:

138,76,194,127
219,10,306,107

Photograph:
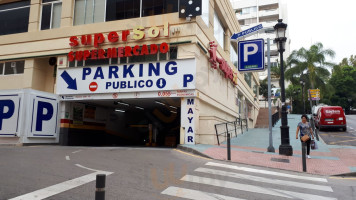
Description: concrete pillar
61,0,75,27
28,0,41,32
23,59,35,88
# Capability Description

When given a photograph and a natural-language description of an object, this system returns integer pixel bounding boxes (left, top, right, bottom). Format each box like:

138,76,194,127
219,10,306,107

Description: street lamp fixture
274,19,293,156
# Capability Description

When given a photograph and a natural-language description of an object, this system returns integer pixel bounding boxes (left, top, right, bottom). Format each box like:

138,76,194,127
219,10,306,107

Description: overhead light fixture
135,106,144,110
155,101,166,106
170,110,177,114
169,105,178,109
116,101,129,106
115,109,125,113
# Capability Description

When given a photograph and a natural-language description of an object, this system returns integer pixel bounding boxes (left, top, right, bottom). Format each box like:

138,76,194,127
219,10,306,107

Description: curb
332,172,356,177
177,145,213,159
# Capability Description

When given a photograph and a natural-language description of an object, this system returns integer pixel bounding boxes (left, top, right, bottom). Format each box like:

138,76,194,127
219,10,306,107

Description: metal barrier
215,117,248,145
272,112,280,127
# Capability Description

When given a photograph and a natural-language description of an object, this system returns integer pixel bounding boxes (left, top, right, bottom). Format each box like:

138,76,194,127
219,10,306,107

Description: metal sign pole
308,90,319,141
267,38,275,152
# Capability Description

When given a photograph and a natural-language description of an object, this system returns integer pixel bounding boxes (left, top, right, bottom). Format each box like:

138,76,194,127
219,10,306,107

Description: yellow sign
308,89,320,100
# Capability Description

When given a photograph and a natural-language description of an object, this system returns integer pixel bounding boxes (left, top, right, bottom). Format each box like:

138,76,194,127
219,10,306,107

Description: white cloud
287,0,356,64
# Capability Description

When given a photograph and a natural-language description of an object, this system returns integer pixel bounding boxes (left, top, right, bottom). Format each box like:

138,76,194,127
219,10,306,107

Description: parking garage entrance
61,97,184,147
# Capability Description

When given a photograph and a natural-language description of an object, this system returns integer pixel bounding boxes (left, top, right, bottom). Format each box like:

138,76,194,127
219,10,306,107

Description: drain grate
271,158,290,163
252,150,264,154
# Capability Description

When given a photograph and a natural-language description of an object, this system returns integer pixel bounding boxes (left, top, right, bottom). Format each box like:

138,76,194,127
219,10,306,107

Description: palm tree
286,42,335,89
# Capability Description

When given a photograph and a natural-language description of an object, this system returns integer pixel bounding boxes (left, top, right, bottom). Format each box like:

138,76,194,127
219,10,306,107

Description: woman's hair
301,114,308,120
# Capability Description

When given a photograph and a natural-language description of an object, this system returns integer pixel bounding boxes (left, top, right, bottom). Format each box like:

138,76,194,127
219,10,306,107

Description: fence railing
272,111,280,127
215,117,248,145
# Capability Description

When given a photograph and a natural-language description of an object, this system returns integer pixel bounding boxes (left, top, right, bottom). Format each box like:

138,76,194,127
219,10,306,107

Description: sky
286,0,356,64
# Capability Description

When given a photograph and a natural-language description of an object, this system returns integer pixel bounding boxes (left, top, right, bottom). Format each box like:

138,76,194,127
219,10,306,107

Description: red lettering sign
208,41,238,85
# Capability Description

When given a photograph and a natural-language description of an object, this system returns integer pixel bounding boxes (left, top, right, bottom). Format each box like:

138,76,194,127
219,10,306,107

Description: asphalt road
0,146,355,200
318,115,356,146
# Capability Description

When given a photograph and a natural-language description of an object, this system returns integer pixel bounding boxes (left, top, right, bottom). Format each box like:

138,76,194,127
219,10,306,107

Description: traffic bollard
95,174,106,200
227,133,231,161
302,142,307,172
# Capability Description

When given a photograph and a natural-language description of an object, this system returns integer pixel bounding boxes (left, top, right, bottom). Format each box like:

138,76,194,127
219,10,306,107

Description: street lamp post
300,79,306,114
274,19,293,156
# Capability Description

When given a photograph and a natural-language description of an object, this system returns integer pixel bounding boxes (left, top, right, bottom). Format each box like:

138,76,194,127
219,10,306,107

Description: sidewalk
180,114,356,176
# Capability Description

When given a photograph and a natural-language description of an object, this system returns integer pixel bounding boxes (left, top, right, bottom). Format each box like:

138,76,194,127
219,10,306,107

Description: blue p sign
35,101,54,132
0,100,15,130
238,39,265,72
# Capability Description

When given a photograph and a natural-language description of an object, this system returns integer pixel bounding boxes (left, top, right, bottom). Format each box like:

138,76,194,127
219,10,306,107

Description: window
202,0,209,27
242,6,257,15
214,13,225,49
74,0,105,25
142,0,178,17
41,0,62,30
0,1,30,36
0,61,25,75
106,0,140,21
0,63,3,75
230,44,238,68
244,72,252,88
244,18,257,25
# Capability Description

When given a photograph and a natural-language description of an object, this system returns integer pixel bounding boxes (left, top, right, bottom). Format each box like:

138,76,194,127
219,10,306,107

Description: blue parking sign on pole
238,39,265,72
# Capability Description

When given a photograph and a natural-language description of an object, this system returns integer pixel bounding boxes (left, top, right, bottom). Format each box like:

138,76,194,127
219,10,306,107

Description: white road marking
206,162,327,182
181,175,292,198
181,175,336,200
75,164,102,172
71,150,82,154
195,168,333,192
162,186,245,200
9,171,113,200
65,156,70,161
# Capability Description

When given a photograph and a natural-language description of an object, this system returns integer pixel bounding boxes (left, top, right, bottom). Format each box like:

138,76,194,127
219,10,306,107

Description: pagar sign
68,23,170,62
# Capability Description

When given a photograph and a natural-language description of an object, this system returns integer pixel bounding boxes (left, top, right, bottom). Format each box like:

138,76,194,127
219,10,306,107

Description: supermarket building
0,0,260,146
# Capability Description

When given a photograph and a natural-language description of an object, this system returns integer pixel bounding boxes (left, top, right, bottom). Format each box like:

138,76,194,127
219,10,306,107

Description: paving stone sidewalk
180,114,356,176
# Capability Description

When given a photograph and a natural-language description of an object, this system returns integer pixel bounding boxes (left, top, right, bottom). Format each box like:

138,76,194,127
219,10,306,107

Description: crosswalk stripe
195,168,333,192
161,186,245,200
181,175,292,198
206,162,327,182
181,175,337,200
274,189,338,200
9,171,113,200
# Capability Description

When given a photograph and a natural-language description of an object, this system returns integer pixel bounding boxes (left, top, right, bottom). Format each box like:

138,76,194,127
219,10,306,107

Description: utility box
0,89,60,145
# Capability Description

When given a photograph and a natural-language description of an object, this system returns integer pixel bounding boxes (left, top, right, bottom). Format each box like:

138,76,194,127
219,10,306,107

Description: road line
65,156,70,161
72,150,82,154
195,168,333,192
205,162,327,182
181,175,336,200
330,177,356,180
75,164,104,172
329,139,356,144
174,149,212,160
161,186,245,200
9,171,113,200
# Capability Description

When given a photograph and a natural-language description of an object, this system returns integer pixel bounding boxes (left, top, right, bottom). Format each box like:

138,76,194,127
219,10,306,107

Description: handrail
272,111,280,127
215,117,248,145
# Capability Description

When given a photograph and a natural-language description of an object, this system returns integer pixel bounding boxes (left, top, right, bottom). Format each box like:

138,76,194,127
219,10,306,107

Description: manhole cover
271,158,290,163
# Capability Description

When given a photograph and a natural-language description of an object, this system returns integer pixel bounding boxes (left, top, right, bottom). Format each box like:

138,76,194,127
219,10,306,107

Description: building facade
231,0,290,83
0,0,259,146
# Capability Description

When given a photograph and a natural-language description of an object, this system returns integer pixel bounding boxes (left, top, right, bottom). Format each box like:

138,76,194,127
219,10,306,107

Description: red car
315,106,347,131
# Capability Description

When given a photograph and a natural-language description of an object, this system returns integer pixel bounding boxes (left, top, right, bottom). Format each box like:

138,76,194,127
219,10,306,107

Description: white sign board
28,95,59,137
57,59,196,95
181,98,196,144
0,94,21,136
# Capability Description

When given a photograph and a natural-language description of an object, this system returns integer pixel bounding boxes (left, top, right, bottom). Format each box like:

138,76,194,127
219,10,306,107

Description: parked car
315,106,347,131
312,104,328,122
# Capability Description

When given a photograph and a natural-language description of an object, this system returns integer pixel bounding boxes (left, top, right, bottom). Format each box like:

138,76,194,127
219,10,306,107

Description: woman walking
296,114,314,158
